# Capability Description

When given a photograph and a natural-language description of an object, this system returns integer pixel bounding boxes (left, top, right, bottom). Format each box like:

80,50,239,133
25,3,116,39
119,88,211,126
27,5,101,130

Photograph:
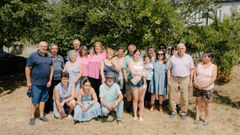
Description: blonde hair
93,41,104,54
73,39,81,45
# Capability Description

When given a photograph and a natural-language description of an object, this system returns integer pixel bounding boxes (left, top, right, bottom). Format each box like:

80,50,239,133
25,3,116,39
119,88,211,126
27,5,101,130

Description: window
217,8,223,20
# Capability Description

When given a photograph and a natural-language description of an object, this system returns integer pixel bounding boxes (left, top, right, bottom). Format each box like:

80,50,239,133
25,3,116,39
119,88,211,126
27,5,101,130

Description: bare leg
204,100,211,122
139,88,146,120
158,95,164,112
39,102,45,118
132,89,139,119
31,104,38,118
68,100,76,115
150,94,156,112
195,97,201,120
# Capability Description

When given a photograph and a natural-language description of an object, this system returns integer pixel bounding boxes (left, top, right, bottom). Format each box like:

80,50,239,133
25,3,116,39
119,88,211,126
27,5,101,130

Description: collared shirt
26,51,52,85
51,55,64,81
99,83,121,103
168,54,194,77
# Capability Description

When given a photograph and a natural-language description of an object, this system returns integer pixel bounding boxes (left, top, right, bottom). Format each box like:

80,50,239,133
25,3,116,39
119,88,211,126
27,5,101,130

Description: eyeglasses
158,53,164,55
159,47,165,49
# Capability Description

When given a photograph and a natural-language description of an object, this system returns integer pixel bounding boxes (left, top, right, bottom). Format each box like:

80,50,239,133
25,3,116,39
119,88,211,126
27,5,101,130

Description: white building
194,0,240,25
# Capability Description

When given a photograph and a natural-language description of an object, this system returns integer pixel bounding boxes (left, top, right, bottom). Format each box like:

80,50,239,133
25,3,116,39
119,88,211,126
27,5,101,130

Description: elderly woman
128,49,147,121
63,50,82,98
100,48,121,83
53,72,76,119
88,41,106,98
74,79,102,123
193,52,217,126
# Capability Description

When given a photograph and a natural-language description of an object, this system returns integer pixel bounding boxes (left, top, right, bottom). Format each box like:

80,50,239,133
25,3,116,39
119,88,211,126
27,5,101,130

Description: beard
106,80,113,86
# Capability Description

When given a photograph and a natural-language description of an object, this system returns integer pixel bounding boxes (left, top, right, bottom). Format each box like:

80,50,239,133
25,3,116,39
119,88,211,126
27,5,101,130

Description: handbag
131,76,141,85
27,88,32,97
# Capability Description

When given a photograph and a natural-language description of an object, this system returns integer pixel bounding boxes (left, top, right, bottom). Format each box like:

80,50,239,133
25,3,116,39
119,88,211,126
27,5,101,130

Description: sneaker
29,118,35,125
117,120,123,125
203,121,209,126
39,116,49,122
180,115,187,120
193,119,200,124
169,113,177,119
67,115,73,120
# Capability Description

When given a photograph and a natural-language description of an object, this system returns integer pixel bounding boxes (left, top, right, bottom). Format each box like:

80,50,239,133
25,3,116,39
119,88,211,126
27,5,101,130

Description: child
143,55,154,108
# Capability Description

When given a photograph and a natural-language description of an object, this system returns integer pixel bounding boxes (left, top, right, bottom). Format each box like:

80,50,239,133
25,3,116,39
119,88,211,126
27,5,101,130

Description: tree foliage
0,0,48,49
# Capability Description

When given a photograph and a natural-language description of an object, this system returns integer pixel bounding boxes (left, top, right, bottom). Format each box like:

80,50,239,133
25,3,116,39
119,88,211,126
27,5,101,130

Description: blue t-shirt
51,55,64,81
27,51,52,85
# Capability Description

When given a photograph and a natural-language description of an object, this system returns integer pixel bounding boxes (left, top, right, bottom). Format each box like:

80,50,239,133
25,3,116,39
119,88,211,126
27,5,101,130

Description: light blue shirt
99,83,122,103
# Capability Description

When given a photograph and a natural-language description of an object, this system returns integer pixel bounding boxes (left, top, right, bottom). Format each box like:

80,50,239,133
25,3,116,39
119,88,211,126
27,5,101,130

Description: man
45,43,64,113
66,39,81,61
99,72,124,124
113,48,125,93
147,46,156,61
122,44,136,112
25,41,53,125
168,43,194,120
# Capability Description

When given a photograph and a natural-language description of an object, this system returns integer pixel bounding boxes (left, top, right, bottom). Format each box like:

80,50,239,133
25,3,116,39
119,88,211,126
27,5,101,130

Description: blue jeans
102,100,124,121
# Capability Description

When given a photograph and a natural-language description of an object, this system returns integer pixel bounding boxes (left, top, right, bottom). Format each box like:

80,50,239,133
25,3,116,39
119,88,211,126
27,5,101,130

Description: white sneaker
67,115,73,120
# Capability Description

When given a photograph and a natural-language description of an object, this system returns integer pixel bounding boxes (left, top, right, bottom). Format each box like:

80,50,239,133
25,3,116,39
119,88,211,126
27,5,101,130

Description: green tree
0,0,48,50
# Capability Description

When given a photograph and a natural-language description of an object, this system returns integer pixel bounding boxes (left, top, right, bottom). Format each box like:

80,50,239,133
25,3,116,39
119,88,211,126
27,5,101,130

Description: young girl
149,50,168,112
143,55,154,108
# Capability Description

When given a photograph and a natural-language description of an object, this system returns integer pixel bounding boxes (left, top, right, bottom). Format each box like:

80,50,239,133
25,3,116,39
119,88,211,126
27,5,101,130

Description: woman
193,52,217,126
88,42,106,98
74,79,102,123
77,45,89,85
63,50,82,99
149,50,168,112
128,49,147,121
53,72,76,119
100,48,120,83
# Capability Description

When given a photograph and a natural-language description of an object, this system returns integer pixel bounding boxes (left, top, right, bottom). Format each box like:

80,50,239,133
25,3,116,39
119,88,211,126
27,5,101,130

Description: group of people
25,40,217,126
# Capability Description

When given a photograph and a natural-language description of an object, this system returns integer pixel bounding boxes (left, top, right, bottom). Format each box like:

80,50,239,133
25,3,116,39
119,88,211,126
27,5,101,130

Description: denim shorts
130,78,144,89
31,85,49,105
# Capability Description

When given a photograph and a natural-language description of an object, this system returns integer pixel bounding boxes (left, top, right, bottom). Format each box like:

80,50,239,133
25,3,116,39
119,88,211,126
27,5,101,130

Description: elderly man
45,43,64,113
168,43,194,120
66,39,81,61
99,72,124,124
25,41,53,125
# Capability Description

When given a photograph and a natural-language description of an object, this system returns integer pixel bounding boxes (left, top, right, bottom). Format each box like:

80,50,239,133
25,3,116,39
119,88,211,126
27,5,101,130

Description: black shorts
193,88,213,101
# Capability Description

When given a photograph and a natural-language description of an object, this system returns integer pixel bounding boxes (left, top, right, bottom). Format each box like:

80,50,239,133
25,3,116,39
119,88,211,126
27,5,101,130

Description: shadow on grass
213,91,240,109
0,73,26,96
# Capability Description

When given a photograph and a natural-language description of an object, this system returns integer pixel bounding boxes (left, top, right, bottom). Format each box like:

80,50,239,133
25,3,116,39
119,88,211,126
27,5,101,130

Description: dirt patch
0,87,239,135
0,66,240,135
215,65,240,108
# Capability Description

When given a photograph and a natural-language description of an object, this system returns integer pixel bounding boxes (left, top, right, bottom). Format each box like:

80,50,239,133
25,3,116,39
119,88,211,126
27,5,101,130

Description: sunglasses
159,47,165,49
158,53,164,55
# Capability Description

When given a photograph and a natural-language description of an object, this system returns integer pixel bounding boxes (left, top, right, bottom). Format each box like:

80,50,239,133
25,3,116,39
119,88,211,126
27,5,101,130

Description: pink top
168,54,194,77
77,55,90,77
196,64,214,90
88,52,106,79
